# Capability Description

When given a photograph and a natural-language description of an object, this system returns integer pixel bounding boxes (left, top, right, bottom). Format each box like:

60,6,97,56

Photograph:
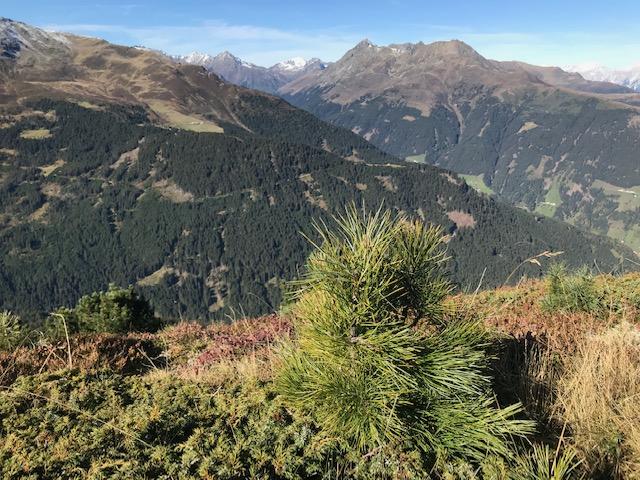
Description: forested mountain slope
0,19,637,320
0,100,635,320
279,40,640,251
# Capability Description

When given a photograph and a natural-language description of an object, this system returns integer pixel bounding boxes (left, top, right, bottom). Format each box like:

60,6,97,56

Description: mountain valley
0,18,635,320
270,40,640,251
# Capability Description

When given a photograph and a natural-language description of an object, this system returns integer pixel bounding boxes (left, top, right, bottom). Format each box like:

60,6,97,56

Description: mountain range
273,39,640,251
185,43,640,251
567,63,640,92
176,51,326,94
0,18,637,320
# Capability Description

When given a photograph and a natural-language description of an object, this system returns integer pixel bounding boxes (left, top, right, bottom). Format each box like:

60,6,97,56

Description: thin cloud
41,20,639,69
43,20,361,65
94,3,141,15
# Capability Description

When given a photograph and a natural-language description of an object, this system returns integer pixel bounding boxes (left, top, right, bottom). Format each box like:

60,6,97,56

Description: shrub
540,264,601,314
0,311,23,351
44,284,160,338
277,206,532,469
555,323,640,478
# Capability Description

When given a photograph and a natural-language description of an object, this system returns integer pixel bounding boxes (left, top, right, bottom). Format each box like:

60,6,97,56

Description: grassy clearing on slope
460,173,495,196
534,179,562,218
592,180,640,250
148,101,224,133
19,128,52,139
608,220,640,252
74,100,105,111
0,148,17,156
593,179,640,213
405,153,426,163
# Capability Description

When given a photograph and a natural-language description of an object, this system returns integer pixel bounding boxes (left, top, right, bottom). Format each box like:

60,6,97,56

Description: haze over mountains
1,17,635,319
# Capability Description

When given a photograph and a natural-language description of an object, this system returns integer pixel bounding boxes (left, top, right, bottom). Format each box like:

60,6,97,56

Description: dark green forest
283,86,640,251
0,100,635,321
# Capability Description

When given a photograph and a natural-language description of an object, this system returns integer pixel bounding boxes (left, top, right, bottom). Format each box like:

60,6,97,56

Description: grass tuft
555,323,640,479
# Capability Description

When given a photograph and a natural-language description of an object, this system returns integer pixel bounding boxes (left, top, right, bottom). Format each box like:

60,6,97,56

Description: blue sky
3,0,639,68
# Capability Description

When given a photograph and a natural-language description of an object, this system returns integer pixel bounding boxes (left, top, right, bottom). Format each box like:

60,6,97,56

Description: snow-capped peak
180,51,215,64
1,17,70,60
177,50,261,71
274,57,308,71
566,62,640,92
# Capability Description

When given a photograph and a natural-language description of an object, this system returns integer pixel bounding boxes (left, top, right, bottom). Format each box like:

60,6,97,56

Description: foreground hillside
1,101,635,321
1,266,638,479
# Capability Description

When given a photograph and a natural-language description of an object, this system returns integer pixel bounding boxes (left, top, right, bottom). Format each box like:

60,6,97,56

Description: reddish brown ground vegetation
0,315,292,383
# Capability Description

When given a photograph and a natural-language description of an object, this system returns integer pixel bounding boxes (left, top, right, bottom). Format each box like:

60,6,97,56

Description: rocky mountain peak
355,38,374,48
1,18,71,64
216,51,240,62
424,39,480,57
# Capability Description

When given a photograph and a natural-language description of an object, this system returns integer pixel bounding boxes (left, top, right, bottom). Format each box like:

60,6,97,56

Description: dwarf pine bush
541,263,601,314
277,205,532,467
44,284,160,338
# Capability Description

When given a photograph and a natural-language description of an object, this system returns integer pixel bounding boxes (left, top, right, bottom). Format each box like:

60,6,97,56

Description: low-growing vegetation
0,311,23,351
0,209,638,479
44,284,162,339
541,263,601,314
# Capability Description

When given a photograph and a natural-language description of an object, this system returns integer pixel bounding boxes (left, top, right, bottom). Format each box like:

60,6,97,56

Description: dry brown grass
455,273,640,478
446,210,477,229
159,315,291,370
452,273,640,352
0,332,160,386
163,348,279,386
555,323,640,478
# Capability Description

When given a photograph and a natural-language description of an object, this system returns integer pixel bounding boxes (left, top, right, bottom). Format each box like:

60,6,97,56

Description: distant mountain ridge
276,38,640,252
567,63,640,92
175,50,327,94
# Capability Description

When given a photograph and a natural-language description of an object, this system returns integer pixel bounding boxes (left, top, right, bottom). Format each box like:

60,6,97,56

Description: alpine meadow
1,2,640,479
